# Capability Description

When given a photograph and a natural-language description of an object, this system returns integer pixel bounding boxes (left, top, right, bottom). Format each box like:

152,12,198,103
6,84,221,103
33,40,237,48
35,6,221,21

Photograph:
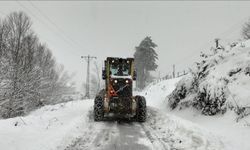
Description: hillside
167,40,250,116
162,40,250,149
138,77,182,109
138,75,250,149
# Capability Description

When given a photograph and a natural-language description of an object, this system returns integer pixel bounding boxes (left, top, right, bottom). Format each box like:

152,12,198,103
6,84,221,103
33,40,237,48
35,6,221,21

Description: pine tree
134,36,158,89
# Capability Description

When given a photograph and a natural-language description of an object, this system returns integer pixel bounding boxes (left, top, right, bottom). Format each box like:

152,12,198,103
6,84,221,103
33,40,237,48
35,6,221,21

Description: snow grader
94,57,147,122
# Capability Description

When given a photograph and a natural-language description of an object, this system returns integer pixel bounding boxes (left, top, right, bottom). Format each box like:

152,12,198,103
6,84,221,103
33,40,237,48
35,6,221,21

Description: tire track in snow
146,107,225,150
100,121,153,150
92,122,118,149
63,107,224,150
140,123,171,150
64,110,118,150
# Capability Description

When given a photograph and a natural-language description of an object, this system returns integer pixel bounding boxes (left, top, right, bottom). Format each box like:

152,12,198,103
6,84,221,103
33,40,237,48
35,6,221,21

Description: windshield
110,60,130,76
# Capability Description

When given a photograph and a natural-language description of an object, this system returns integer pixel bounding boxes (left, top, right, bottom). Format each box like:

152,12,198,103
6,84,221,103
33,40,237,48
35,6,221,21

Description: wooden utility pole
81,55,97,99
215,38,220,49
158,71,161,81
173,64,175,78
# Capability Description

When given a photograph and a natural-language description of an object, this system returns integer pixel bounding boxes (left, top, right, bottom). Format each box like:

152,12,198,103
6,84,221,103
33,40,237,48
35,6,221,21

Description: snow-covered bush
193,78,227,115
168,71,228,115
244,64,250,76
168,81,187,109
167,40,250,117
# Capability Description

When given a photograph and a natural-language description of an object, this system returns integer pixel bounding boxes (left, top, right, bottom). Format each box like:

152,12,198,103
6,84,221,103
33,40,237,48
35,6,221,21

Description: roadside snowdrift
146,107,224,150
140,76,250,150
138,78,225,149
139,78,182,109
136,40,250,150
0,100,94,150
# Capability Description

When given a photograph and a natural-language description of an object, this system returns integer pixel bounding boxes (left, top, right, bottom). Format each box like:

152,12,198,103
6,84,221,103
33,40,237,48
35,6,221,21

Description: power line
0,10,7,16
172,14,250,73
217,16,249,40
28,1,85,50
0,8,60,56
16,1,82,56
81,55,97,99
16,1,96,93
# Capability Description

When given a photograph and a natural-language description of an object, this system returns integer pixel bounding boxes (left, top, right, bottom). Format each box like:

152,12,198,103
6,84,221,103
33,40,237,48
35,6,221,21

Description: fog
1,1,250,89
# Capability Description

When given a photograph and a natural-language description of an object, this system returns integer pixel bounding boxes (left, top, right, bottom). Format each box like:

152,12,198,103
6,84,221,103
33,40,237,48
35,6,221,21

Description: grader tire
94,96,104,121
136,96,147,122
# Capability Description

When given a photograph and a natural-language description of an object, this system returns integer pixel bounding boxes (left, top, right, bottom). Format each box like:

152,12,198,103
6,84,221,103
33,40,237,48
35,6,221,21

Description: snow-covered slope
137,40,250,150
138,78,182,109
139,77,250,150
167,40,250,116
205,41,250,108
137,78,227,149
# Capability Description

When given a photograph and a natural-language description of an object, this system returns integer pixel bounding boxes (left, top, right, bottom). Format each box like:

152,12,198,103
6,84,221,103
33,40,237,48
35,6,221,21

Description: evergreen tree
134,36,158,89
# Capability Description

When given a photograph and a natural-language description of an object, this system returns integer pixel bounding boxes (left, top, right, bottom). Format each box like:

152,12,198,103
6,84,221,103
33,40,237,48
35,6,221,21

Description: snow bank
138,75,250,150
168,39,250,117
0,100,93,150
146,107,225,150
138,40,250,150
138,78,182,109
166,108,250,150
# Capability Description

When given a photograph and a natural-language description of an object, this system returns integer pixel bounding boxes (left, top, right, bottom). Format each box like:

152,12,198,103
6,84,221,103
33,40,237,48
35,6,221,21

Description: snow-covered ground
2,61,249,150
0,100,95,150
141,76,250,150
0,77,228,150
138,78,182,109
169,40,250,150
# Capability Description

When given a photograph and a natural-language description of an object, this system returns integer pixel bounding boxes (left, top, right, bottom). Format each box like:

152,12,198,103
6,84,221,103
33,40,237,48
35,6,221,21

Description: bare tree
1,12,32,117
0,11,76,118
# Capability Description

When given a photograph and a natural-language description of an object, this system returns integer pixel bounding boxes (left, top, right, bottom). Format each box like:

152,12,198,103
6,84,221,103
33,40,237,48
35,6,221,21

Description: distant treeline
0,11,75,118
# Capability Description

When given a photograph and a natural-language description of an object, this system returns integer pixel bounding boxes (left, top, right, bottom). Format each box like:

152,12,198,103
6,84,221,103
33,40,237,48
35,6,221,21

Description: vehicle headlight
114,80,118,83
125,80,129,84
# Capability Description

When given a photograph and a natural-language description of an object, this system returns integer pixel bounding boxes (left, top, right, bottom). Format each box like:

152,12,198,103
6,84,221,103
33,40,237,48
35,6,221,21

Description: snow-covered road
0,101,225,150
63,107,224,150
64,109,169,150
65,118,156,150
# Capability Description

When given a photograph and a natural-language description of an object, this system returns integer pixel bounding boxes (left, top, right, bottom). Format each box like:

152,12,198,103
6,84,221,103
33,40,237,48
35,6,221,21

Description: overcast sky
1,1,250,89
